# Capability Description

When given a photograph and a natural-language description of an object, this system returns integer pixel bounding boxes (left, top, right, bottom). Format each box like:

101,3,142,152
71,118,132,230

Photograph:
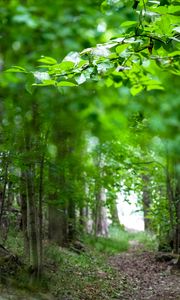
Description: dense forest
0,0,180,299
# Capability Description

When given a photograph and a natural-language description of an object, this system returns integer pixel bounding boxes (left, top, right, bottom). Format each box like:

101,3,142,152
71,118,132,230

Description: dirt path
109,244,180,300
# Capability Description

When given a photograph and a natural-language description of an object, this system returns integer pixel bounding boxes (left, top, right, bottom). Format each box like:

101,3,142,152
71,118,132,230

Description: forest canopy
6,0,180,93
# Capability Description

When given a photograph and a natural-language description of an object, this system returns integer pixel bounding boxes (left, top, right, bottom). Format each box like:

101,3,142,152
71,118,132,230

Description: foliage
6,1,180,94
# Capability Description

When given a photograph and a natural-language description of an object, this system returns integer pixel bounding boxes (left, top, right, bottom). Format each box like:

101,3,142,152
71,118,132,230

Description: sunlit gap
117,191,144,231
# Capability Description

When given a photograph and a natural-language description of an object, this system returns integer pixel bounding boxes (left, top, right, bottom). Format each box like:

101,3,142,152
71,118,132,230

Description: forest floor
0,240,180,299
109,241,180,300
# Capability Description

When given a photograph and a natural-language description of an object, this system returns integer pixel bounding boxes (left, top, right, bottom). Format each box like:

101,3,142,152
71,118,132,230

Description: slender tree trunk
7,181,13,211
68,198,76,242
79,207,84,229
20,171,30,259
95,187,108,237
177,255,180,268
38,155,44,274
79,206,88,233
171,168,180,265
165,155,180,255
174,181,180,255
25,163,39,277
166,169,175,231
0,154,8,224
142,174,151,230
0,153,9,243
110,199,121,226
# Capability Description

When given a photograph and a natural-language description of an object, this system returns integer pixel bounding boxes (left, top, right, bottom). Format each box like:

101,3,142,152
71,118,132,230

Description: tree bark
48,205,67,246
95,187,108,237
174,180,180,255
142,174,151,231
68,198,76,242
110,199,121,226
38,154,45,275
0,153,9,243
20,171,30,259
25,163,40,277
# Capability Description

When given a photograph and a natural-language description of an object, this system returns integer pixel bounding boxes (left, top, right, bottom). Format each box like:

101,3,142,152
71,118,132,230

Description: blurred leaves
6,1,180,93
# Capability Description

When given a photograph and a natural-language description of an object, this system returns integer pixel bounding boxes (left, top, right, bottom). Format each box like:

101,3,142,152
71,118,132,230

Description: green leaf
116,44,129,55
32,80,56,86
168,51,180,57
139,0,148,8
6,66,27,73
50,61,75,75
168,5,180,15
105,77,113,87
130,85,143,96
149,6,168,15
25,73,35,94
38,56,57,65
121,21,137,27
56,81,77,87
157,15,172,35
58,61,75,71
147,85,164,91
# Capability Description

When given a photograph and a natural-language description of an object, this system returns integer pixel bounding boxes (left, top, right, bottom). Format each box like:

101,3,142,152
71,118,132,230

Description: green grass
43,243,128,300
84,232,129,255
83,226,158,255
128,230,158,251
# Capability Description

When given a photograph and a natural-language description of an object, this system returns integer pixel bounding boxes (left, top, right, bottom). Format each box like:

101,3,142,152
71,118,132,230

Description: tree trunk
48,205,67,246
48,164,68,246
0,153,9,243
95,187,108,237
38,154,44,274
166,168,175,231
142,174,151,231
174,181,180,255
79,206,89,234
20,171,30,259
165,156,180,255
25,163,40,277
110,199,121,226
68,198,76,242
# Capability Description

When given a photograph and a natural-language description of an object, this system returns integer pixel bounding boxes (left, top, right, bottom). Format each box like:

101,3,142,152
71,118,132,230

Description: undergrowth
44,243,128,300
5,229,24,257
128,230,158,251
0,227,158,299
43,228,158,299
84,226,158,254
